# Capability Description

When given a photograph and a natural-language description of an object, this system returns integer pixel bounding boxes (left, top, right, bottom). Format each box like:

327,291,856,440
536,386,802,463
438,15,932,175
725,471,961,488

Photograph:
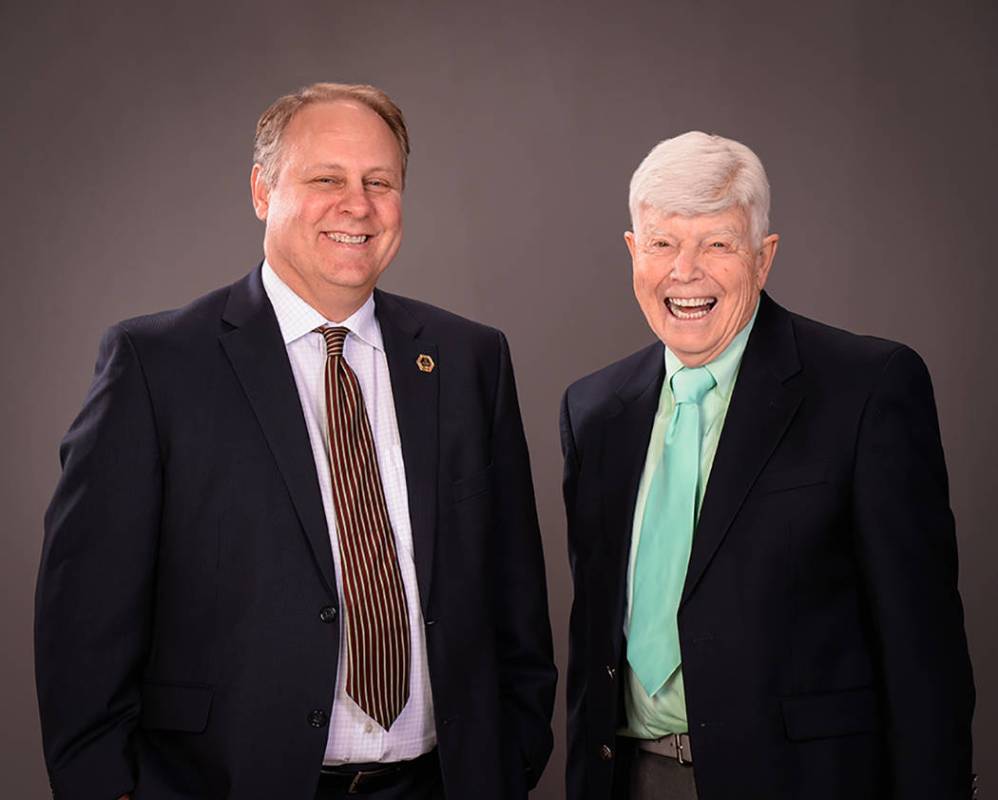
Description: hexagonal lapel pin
416,353,435,373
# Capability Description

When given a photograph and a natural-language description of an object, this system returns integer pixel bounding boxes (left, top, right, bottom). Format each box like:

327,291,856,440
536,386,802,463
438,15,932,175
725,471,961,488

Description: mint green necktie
628,365,716,697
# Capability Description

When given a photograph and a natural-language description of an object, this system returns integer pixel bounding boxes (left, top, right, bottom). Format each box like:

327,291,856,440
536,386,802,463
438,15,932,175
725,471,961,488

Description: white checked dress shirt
262,262,436,765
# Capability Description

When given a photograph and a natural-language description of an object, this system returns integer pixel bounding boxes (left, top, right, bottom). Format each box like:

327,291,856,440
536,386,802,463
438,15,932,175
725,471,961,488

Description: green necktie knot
670,366,715,405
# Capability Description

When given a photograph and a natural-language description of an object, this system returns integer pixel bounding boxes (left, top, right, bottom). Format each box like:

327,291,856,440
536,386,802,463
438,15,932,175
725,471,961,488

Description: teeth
667,297,716,320
327,232,369,244
671,307,712,320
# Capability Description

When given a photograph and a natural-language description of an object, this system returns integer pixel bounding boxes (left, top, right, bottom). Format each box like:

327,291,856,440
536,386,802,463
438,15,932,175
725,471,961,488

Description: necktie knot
670,366,715,405
316,326,349,358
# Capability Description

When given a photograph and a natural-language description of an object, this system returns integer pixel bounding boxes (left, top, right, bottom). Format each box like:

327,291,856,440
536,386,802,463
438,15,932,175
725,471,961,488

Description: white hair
628,131,771,245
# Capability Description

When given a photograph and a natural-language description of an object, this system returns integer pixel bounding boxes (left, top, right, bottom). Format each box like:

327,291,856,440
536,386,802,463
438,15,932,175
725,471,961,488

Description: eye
650,239,671,248
706,240,737,253
365,178,390,190
314,176,343,186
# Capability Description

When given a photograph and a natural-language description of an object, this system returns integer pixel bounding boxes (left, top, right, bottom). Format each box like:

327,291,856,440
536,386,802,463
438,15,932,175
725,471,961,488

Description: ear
250,163,270,221
754,233,779,290
624,230,637,261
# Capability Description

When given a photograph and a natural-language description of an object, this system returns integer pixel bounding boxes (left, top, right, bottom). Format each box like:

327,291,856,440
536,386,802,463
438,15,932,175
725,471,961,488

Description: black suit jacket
36,267,556,800
561,293,974,800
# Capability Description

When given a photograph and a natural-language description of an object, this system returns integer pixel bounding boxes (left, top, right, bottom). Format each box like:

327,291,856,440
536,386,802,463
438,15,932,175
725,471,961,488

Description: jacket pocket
754,461,828,495
140,681,214,733
452,463,493,504
781,685,880,741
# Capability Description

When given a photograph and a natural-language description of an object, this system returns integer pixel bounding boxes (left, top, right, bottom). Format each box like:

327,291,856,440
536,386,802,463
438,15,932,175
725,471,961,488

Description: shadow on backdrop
2,0,995,796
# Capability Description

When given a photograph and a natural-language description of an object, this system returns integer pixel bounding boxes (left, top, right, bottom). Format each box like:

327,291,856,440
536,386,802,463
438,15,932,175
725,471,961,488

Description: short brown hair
253,82,410,187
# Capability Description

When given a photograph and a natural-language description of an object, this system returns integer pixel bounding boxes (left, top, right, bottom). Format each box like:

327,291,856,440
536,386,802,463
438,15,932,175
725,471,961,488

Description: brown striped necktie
316,325,411,731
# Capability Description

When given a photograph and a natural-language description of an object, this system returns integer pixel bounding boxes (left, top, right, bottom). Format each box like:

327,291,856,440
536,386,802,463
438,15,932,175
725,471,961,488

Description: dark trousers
314,751,443,800
628,749,698,800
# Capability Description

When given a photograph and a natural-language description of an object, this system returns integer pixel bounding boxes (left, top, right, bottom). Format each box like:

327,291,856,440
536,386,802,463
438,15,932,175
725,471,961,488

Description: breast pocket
753,461,828,495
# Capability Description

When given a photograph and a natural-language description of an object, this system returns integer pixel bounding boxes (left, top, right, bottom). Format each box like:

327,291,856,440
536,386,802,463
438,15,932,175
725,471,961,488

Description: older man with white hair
561,131,975,799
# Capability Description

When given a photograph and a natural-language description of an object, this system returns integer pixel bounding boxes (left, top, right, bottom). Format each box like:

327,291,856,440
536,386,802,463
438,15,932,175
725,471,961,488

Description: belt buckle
673,733,688,766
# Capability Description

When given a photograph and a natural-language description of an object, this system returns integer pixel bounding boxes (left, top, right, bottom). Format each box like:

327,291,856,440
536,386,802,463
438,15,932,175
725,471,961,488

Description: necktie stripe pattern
318,326,411,730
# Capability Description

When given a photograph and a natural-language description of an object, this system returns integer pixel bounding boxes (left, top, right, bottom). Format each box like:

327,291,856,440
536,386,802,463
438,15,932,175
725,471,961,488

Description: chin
663,329,716,358
665,322,714,345
320,268,379,289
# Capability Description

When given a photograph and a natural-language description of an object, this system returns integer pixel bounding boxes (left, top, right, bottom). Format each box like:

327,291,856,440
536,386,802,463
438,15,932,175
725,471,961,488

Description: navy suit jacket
561,293,974,800
36,266,556,800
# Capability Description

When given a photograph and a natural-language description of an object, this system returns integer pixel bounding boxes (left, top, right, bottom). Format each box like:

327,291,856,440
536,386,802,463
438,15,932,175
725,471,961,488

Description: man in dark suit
36,82,556,800
561,131,974,799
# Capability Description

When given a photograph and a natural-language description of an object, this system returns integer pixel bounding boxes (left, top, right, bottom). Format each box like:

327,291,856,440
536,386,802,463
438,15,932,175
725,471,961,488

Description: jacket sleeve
488,330,557,791
35,325,161,800
560,387,590,800
851,345,975,798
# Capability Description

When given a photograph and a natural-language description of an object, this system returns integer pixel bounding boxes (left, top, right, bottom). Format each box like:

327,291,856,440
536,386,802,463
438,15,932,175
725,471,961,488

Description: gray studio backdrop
3,0,995,795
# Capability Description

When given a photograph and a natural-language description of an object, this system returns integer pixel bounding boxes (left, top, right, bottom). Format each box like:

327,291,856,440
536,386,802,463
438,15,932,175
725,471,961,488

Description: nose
336,181,373,218
670,243,702,281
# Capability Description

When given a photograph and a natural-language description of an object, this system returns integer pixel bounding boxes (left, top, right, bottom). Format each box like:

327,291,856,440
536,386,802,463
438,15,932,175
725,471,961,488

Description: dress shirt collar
664,298,759,401
261,260,384,352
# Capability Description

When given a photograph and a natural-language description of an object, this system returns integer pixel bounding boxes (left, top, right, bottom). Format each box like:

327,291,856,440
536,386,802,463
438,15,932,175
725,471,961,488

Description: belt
637,733,693,765
319,750,436,795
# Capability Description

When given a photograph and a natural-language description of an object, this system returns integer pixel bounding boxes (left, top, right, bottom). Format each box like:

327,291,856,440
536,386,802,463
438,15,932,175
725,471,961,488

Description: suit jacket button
599,744,613,761
308,709,329,728
319,606,337,623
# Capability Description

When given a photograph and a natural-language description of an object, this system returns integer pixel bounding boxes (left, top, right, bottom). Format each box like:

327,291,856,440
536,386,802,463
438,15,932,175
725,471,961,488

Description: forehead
281,100,401,170
637,206,749,238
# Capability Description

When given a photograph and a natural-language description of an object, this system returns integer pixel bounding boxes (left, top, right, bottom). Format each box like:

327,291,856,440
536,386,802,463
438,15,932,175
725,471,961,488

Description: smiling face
625,206,779,366
250,100,403,321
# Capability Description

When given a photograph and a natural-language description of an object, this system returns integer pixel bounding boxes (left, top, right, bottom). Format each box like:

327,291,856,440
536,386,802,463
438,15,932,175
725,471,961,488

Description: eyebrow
644,226,740,238
306,162,400,175
701,228,740,237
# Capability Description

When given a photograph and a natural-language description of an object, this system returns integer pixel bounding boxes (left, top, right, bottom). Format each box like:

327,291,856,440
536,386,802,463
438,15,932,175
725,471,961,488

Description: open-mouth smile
325,232,371,244
666,296,717,320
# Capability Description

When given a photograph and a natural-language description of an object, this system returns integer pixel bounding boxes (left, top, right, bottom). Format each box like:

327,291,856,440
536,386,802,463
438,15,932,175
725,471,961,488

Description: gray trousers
628,749,699,800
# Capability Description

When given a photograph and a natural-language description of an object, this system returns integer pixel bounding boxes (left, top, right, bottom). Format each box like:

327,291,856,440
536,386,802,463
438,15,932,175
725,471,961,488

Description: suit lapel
595,344,666,660
681,294,803,607
219,267,337,597
374,289,439,617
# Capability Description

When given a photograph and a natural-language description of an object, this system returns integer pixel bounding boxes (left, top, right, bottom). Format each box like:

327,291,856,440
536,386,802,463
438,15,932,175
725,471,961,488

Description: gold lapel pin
416,354,435,373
